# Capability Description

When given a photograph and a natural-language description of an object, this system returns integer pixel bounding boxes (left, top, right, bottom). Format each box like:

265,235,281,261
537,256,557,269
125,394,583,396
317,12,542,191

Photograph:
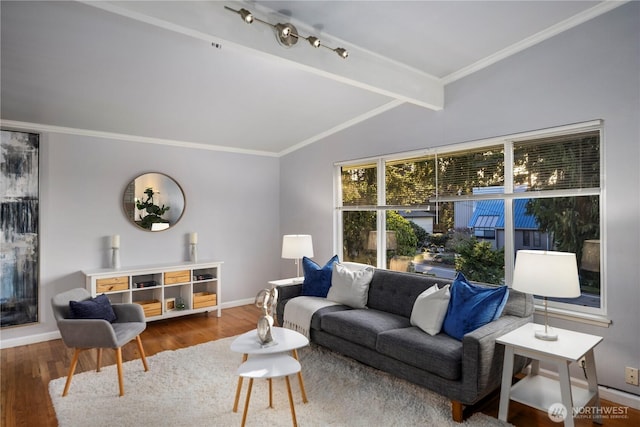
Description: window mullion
377,158,386,268
333,165,344,259
434,152,439,225
504,142,515,286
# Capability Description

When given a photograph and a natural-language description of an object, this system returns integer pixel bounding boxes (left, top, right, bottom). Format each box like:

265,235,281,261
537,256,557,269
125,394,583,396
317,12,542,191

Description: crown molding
0,119,280,157
278,99,404,157
442,0,630,85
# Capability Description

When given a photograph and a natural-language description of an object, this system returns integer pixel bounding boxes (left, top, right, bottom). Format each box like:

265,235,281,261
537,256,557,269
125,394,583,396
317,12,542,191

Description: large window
336,122,603,315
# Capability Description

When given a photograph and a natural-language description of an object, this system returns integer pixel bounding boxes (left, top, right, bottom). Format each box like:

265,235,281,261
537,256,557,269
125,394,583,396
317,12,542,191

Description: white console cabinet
83,260,223,320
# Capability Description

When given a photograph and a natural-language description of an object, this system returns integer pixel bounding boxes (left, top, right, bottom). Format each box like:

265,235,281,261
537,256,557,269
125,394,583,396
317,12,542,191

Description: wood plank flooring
2,305,638,426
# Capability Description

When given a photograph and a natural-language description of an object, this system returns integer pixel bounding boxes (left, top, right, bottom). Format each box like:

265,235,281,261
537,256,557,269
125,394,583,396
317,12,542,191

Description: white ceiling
0,1,623,156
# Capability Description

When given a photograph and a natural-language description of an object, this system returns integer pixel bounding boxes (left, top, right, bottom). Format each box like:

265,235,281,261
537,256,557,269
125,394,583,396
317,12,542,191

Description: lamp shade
512,250,581,298
281,235,314,259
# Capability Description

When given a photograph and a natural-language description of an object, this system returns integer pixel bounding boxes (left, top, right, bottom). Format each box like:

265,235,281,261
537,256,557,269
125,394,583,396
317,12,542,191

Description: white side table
231,327,310,413
268,278,303,327
268,277,304,288
237,354,302,427
497,323,603,426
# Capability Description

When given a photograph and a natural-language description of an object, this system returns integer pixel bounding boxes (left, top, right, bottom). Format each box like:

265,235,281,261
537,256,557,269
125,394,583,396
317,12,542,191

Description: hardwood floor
2,305,638,427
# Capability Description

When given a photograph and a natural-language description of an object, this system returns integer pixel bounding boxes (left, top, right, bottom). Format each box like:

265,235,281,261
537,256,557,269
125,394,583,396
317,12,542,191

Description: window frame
334,120,608,323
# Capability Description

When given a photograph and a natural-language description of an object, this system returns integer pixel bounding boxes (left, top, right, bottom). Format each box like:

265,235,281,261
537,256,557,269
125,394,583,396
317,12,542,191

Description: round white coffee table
237,354,301,427
231,327,309,413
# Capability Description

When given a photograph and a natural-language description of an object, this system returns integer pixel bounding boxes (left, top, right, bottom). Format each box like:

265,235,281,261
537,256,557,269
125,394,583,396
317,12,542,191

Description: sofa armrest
460,314,533,403
275,283,303,325
277,283,303,300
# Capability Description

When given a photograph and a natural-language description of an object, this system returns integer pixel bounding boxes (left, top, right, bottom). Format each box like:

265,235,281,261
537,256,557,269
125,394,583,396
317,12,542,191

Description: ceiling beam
84,1,443,111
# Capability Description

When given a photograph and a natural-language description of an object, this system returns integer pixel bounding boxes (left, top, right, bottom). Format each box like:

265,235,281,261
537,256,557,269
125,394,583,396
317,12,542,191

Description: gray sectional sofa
276,268,534,422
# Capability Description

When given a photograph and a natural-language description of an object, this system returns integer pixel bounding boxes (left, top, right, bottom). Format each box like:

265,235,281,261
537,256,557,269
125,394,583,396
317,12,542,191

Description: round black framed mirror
123,172,185,231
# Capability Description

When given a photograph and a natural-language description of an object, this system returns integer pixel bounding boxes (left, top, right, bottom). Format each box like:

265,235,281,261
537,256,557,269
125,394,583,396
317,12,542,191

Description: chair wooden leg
241,378,254,427
452,400,464,422
62,348,82,397
135,335,149,371
96,348,102,372
115,347,124,397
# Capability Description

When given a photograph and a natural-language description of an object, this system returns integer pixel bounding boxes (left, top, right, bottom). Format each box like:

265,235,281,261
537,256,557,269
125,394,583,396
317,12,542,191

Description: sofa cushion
502,287,535,318
302,255,339,297
367,269,450,318
442,272,509,341
377,327,463,380
410,284,451,336
309,305,352,331
327,263,375,308
320,309,410,350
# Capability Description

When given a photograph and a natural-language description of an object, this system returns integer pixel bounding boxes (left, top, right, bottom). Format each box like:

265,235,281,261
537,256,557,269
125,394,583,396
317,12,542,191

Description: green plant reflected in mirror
123,173,185,232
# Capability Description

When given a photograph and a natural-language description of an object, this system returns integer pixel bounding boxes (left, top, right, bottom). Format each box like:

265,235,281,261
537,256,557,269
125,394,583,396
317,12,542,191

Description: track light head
307,36,321,48
239,8,254,23
334,47,349,59
224,6,255,24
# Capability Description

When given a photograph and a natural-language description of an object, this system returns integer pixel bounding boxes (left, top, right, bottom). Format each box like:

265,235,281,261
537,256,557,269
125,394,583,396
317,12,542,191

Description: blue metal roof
468,199,539,230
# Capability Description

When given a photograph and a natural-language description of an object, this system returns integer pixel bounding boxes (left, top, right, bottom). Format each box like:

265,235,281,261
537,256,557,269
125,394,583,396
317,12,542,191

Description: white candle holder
111,247,121,269
189,243,198,263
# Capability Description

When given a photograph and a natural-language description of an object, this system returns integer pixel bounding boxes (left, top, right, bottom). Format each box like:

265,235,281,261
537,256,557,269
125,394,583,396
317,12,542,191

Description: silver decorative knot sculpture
255,288,278,345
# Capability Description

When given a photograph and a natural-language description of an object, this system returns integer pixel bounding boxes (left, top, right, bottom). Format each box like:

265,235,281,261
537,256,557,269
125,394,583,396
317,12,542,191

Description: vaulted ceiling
0,1,624,156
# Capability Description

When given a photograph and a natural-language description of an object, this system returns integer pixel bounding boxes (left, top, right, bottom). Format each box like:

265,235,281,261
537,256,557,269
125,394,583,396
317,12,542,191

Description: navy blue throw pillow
69,294,117,323
302,255,339,297
442,272,509,341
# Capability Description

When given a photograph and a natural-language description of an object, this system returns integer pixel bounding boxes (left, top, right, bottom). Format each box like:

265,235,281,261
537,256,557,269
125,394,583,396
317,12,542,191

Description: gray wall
280,3,640,395
1,132,281,344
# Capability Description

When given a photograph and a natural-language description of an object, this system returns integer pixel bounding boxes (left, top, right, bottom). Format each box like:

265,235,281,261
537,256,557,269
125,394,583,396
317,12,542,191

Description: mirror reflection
123,173,185,231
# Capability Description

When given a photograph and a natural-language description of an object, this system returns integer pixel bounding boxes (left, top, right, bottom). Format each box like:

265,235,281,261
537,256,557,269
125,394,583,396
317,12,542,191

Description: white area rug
49,336,510,426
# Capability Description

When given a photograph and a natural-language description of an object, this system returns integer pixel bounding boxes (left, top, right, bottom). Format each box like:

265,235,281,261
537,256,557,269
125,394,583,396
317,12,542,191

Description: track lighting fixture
225,6,348,59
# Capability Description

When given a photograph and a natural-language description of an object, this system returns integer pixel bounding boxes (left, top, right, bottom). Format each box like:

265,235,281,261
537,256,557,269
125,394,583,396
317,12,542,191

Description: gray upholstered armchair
51,288,149,396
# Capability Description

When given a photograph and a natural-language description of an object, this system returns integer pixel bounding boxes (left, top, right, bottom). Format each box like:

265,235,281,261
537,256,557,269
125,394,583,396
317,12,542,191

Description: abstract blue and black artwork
1,130,39,327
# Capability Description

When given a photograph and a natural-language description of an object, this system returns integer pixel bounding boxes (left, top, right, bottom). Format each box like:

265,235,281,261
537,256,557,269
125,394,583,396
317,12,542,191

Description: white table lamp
512,250,581,341
281,235,314,277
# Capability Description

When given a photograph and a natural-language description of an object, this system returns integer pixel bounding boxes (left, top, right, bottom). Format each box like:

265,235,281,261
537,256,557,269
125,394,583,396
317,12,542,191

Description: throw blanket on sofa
283,296,339,339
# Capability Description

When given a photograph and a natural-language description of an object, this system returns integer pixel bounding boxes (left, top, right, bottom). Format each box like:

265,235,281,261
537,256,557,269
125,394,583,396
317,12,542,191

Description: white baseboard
535,367,640,410
0,298,257,349
0,330,61,349
221,298,254,308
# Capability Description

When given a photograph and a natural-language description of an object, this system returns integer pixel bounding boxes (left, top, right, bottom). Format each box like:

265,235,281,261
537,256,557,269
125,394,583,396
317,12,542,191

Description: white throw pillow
327,262,375,309
339,261,370,271
410,284,451,336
